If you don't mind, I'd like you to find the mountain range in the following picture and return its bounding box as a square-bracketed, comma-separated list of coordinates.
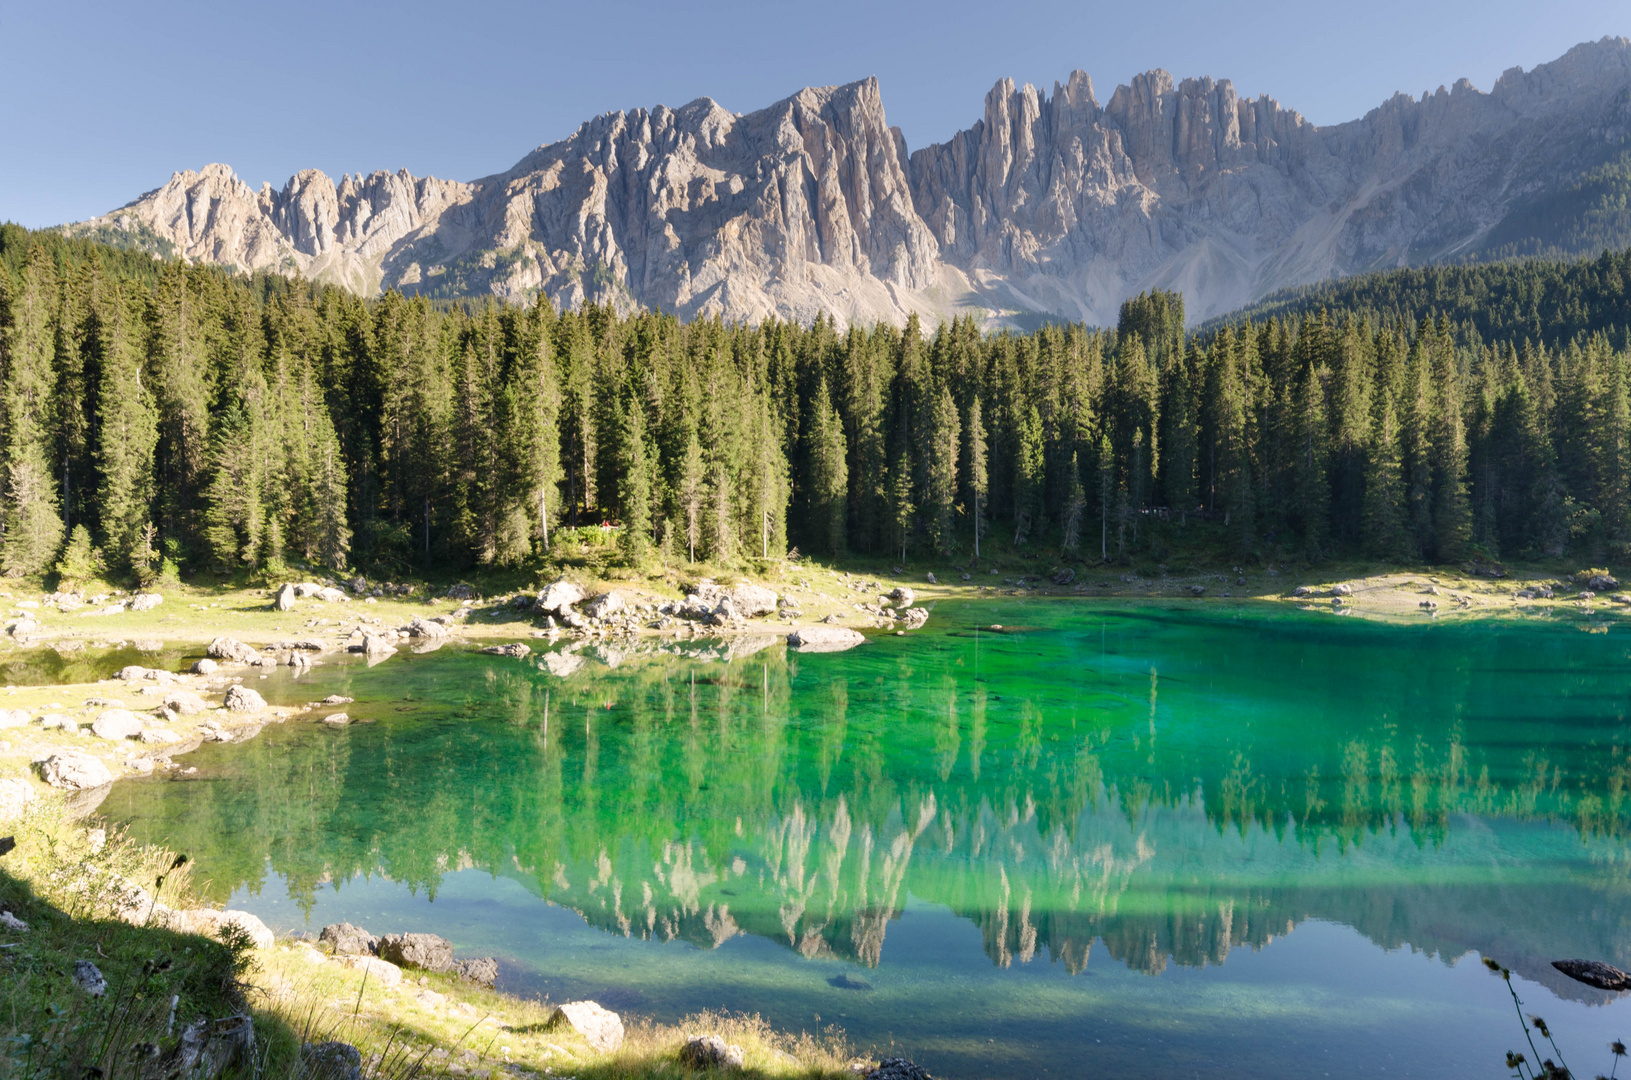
[68, 36, 1631, 327]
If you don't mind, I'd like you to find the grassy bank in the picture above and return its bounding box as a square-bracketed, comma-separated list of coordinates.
[0, 801, 859, 1079]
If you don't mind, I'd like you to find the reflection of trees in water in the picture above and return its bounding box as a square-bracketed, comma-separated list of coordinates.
[105, 640, 1631, 987]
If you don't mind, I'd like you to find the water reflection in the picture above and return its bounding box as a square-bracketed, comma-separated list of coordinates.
[106, 602, 1631, 1010]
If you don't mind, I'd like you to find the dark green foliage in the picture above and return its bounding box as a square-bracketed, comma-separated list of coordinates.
[4, 221, 1631, 579]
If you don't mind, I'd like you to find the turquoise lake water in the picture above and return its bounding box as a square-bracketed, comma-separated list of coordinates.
[102, 601, 1631, 1078]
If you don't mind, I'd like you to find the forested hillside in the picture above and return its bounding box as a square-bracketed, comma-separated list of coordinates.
[2, 224, 1630, 584]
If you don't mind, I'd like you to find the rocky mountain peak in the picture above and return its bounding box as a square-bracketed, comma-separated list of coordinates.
[70, 38, 1631, 328]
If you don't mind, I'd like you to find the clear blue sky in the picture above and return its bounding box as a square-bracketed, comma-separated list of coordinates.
[0, 0, 1624, 228]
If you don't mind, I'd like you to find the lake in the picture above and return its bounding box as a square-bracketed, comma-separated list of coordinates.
[103, 600, 1631, 1078]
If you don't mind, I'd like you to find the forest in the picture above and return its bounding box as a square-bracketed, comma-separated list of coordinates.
[3, 221, 1631, 583]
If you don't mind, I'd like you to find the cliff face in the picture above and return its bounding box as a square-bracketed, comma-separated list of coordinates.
[73, 37, 1631, 326]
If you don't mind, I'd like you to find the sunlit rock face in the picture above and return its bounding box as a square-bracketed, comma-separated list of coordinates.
[74, 37, 1631, 328]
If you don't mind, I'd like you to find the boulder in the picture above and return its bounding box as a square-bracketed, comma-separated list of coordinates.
[224, 686, 266, 712]
[129, 593, 163, 612]
[407, 616, 447, 639]
[866, 1059, 934, 1080]
[207, 637, 260, 664]
[444, 583, 479, 601]
[8, 617, 39, 637]
[39, 752, 114, 790]
[318, 922, 377, 956]
[708, 596, 742, 626]
[544, 1000, 625, 1052]
[320, 713, 349, 725]
[360, 632, 396, 658]
[0, 776, 37, 821]
[585, 591, 625, 619]
[164, 690, 208, 716]
[1331, 583, 1353, 597]
[140, 726, 183, 746]
[536, 580, 585, 615]
[300, 1041, 363, 1080]
[897, 607, 929, 630]
[885, 586, 916, 609]
[481, 643, 531, 658]
[192, 658, 219, 675]
[454, 957, 499, 986]
[91, 709, 145, 741]
[73, 960, 107, 996]
[727, 583, 778, 617]
[788, 626, 866, 653]
[0, 708, 29, 729]
[176, 908, 276, 950]
[680, 1035, 744, 1070]
[1552, 958, 1631, 991]
[273, 583, 297, 612]
[335, 954, 402, 986]
[376, 932, 455, 973]
[1051, 568, 1075, 586]
[314, 587, 347, 603]
[1292, 585, 1315, 597]
[1189, 585, 1206, 596]
[1, 910, 28, 931]
[117, 665, 150, 682]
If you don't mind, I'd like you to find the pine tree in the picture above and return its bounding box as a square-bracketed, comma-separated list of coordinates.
[968, 396, 989, 559]
[679, 430, 705, 563]
[619, 392, 653, 562]
[96, 285, 158, 571]
[1061, 452, 1086, 558]
[1012, 406, 1043, 546]
[924, 384, 960, 555]
[1362, 389, 1411, 560]
[806, 378, 848, 557]
[889, 452, 914, 563]
[0, 245, 65, 575]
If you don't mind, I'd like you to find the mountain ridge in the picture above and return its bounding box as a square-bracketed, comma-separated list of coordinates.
[68, 36, 1631, 327]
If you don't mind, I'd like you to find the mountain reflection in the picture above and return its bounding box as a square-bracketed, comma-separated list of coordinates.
[105, 607, 1631, 1001]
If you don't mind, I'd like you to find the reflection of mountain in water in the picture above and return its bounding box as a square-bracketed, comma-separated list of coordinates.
[105, 617, 1631, 1002]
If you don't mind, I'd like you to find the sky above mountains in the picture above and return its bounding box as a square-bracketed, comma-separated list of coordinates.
[0, 0, 1624, 229]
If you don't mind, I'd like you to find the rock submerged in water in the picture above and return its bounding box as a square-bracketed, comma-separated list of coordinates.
[376, 931, 455, 973]
[544, 1000, 624, 1052]
[680, 1034, 744, 1069]
[481, 642, 531, 658]
[866, 1058, 934, 1080]
[787, 626, 866, 653]
[1552, 958, 1631, 990]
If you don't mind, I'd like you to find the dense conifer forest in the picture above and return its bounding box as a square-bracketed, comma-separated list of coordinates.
[3, 222, 1631, 583]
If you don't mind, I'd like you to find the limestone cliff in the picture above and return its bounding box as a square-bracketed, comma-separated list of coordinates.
[71, 37, 1631, 327]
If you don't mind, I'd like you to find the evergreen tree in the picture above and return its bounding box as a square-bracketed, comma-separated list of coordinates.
[924, 384, 960, 555]
[96, 285, 158, 571]
[618, 392, 652, 562]
[968, 396, 989, 558]
[806, 378, 848, 557]
[0, 246, 65, 575]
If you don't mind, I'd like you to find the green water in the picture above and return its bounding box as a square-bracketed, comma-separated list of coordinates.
[104, 601, 1631, 1078]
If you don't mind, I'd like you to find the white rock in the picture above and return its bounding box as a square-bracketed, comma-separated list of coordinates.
[787, 626, 867, 653]
[224, 685, 266, 712]
[544, 1000, 625, 1052]
[335, 954, 403, 986]
[91, 709, 144, 740]
[39, 752, 115, 790]
[536, 580, 585, 615]
[0, 708, 30, 729]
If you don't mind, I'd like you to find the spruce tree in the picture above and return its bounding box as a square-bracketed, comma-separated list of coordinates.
[924, 384, 960, 555]
[96, 285, 158, 571]
[968, 396, 989, 558]
[619, 393, 653, 562]
[0, 246, 65, 575]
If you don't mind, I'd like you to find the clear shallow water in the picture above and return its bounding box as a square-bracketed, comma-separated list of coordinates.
[104, 601, 1631, 1078]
